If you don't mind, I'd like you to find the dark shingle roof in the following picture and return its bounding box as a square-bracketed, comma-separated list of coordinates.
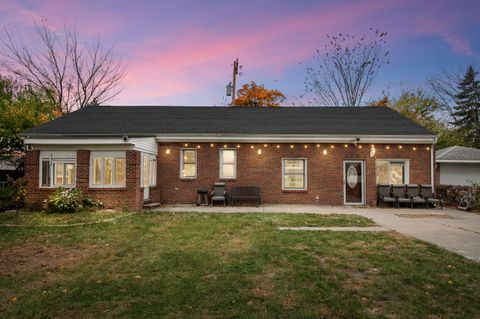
[22, 106, 434, 137]
[436, 146, 480, 162]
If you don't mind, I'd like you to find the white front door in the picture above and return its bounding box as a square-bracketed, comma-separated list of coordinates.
[142, 154, 157, 201]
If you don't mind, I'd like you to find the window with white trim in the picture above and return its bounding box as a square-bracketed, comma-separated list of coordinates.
[375, 160, 408, 184]
[40, 151, 76, 188]
[90, 152, 126, 187]
[180, 149, 197, 178]
[282, 159, 307, 190]
[220, 149, 236, 179]
[142, 154, 157, 187]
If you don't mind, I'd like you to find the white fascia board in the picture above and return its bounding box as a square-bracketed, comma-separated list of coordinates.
[25, 138, 131, 145]
[436, 160, 480, 163]
[155, 134, 437, 144]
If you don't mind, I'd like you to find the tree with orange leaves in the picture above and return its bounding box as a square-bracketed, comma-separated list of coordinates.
[233, 81, 286, 107]
[369, 96, 389, 107]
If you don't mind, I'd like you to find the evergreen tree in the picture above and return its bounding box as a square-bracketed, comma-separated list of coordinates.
[452, 65, 480, 147]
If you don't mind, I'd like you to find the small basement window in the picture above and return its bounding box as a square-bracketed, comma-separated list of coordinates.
[40, 151, 76, 188]
[375, 160, 408, 184]
[90, 152, 126, 187]
[282, 158, 307, 190]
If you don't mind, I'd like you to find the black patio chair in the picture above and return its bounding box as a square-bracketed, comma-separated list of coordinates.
[420, 185, 445, 210]
[211, 182, 227, 206]
[377, 184, 397, 208]
[392, 184, 410, 208]
[406, 184, 427, 208]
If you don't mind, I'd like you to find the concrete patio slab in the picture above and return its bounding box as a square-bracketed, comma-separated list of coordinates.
[152, 204, 480, 262]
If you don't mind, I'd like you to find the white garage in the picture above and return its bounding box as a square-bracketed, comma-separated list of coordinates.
[436, 146, 480, 186]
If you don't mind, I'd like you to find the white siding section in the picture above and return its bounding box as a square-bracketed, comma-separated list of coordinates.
[439, 163, 480, 186]
[131, 138, 157, 155]
[26, 137, 157, 155]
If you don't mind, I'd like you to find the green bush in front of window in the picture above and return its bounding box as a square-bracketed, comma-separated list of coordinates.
[44, 188, 103, 214]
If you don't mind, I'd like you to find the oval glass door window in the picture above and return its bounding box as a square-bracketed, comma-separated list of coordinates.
[346, 165, 358, 189]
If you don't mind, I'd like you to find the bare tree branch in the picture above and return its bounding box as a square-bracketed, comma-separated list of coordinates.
[426, 68, 468, 123]
[0, 20, 126, 114]
[304, 29, 390, 106]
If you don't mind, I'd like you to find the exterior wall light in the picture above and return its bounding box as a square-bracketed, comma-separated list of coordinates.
[427, 147, 430, 151]
[250, 145, 254, 149]
[257, 149, 262, 155]
[223, 144, 227, 148]
[369, 145, 376, 158]
[358, 145, 362, 149]
[330, 145, 334, 149]
[304, 145, 308, 149]
[399, 145, 403, 149]
[236, 144, 241, 148]
[276, 145, 280, 148]
[344, 144, 348, 148]
[210, 143, 214, 147]
[386, 146, 390, 150]
[323, 149, 328, 155]
[413, 147, 416, 151]
[290, 145, 294, 149]
[184, 143, 188, 147]
[197, 145, 201, 149]
[264, 144, 268, 147]
[316, 144, 320, 148]
[166, 149, 171, 154]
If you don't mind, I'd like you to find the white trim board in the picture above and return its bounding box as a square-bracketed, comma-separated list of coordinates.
[436, 160, 480, 163]
[155, 134, 436, 144]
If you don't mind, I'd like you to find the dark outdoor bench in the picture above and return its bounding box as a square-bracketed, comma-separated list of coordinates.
[230, 186, 261, 206]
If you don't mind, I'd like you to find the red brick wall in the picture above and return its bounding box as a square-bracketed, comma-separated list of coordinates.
[24, 143, 433, 209]
[156, 143, 433, 206]
[24, 149, 143, 211]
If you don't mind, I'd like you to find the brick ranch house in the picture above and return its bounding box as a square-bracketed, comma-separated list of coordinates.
[21, 106, 437, 211]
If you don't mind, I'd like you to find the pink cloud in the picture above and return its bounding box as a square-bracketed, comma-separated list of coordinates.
[118, 0, 401, 103]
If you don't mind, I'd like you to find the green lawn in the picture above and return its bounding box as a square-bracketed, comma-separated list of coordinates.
[0, 210, 130, 226]
[1, 212, 479, 318]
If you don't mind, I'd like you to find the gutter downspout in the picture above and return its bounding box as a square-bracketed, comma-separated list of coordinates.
[431, 143, 435, 192]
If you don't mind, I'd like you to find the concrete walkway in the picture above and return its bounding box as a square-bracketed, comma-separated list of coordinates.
[152, 204, 480, 262]
[278, 226, 388, 232]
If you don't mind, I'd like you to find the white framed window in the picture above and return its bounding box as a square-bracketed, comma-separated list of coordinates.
[142, 154, 157, 187]
[375, 160, 409, 184]
[180, 149, 197, 179]
[90, 152, 126, 188]
[282, 158, 307, 190]
[39, 151, 76, 188]
[219, 149, 236, 179]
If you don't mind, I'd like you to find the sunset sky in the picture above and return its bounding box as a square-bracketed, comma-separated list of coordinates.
[1, 0, 479, 106]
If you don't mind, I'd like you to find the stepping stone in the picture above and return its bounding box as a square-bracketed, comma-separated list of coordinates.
[143, 202, 160, 209]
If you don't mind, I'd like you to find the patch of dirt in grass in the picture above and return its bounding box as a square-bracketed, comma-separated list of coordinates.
[0, 241, 93, 276]
[342, 268, 379, 293]
[282, 290, 299, 309]
[395, 213, 456, 219]
[250, 272, 276, 299]
[217, 236, 251, 253]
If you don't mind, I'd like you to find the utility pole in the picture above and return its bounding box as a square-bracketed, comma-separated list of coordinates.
[231, 58, 239, 105]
